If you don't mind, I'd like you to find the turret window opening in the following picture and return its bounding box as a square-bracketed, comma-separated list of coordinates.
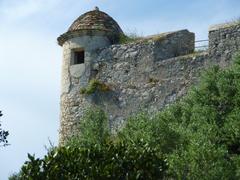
[72, 50, 84, 65]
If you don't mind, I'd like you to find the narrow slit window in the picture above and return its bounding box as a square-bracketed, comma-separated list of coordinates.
[73, 50, 84, 65]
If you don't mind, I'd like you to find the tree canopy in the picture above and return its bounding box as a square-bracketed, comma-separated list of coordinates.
[0, 111, 9, 147]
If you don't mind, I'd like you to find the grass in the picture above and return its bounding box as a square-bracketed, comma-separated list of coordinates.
[118, 32, 143, 44]
[118, 31, 178, 45]
[210, 17, 240, 31]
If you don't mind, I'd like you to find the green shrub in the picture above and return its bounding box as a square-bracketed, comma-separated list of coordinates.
[66, 108, 110, 148]
[80, 79, 111, 95]
[163, 54, 240, 179]
[117, 112, 183, 154]
[15, 141, 167, 180]
[119, 33, 142, 44]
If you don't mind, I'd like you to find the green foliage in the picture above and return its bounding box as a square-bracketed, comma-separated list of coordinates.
[162, 53, 240, 179]
[80, 79, 111, 95]
[15, 140, 167, 179]
[8, 173, 21, 180]
[117, 112, 183, 154]
[13, 53, 240, 179]
[0, 110, 9, 147]
[66, 108, 110, 148]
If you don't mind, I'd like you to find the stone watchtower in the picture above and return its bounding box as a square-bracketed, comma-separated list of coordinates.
[57, 7, 123, 144]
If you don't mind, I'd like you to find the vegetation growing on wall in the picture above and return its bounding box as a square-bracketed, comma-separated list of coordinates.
[10, 54, 240, 179]
[80, 79, 111, 95]
[119, 32, 142, 44]
[118, 32, 167, 44]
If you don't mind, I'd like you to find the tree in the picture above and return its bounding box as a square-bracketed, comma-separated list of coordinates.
[0, 111, 9, 146]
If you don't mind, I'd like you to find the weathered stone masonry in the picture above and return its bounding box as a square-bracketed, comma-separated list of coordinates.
[57, 8, 240, 144]
[209, 23, 240, 67]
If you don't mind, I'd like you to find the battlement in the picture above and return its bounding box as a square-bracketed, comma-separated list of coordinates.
[119, 29, 195, 60]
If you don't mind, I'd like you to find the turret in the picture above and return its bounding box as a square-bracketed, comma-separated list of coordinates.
[57, 7, 123, 144]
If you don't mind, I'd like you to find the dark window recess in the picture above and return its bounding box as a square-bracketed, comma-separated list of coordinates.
[73, 51, 84, 64]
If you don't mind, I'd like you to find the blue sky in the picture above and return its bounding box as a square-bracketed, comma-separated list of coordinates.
[0, 0, 239, 179]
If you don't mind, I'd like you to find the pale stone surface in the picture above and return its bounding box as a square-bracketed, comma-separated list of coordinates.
[70, 64, 85, 78]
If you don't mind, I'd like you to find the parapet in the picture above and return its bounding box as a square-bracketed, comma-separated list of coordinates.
[148, 29, 195, 60]
[116, 29, 195, 61]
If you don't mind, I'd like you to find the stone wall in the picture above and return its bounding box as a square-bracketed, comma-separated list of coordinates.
[59, 22, 240, 144]
[93, 46, 207, 132]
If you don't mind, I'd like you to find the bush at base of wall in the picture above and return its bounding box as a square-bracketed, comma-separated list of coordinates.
[12, 142, 166, 180]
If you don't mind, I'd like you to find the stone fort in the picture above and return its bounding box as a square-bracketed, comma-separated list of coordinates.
[57, 7, 240, 144]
